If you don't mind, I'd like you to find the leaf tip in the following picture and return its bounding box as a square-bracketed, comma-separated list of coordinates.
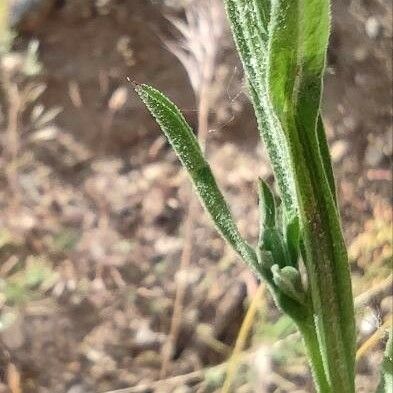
[126, 76, 140, 90]
[258, 178, 276, 229]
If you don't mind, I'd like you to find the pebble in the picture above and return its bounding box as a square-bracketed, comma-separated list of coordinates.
[253, 346, 273, 389]
[359, 309, 379, 335]
[67, 385, 92, 393]
[134, 322, 165, 348]
[343, 116, 358, 132]
[331, 140, 349, 163]
[353, 46, 368, 62]
[365, 144, 384, 167]
[365, 17, 382, 39]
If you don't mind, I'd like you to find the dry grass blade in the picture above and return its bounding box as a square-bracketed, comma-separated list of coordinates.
[356, 315, 393, 361]
[6, 363, 22, 393]
[221, 283, 265, 393]
[355, 274, 393, 308]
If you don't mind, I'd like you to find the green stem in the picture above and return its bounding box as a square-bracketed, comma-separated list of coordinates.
[288, 120, 355, 392]
[297, 317, 331, 393]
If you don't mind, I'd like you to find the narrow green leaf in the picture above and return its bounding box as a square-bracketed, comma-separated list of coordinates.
[284, 215, 300, 267]
[258, 178, 276, 233]
[135, 83, 259, 272]
[262, 228, 288, 269]
[223, 0, 298, 219]
[316, 116, 337, 206]
[295, 0, 331, 137]
[267, 0, 299, 126]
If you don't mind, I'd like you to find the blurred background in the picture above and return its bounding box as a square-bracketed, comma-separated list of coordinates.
[0, 0, 391, 392]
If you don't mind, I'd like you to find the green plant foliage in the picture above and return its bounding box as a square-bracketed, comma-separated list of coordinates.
[136, 84, 259, 274]
[0, 231, 56, 317]
[0, 257, 56, 306]
[136, 1, 357, 392]
[222, 1, 355, 391]
[377, 330, 393, 393]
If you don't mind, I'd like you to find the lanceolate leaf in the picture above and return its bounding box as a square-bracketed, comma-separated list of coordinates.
[316, 116, 337, 205]
[267, 0, 299, 124]
[258, 178, 276, 232]
[284, 215, 299, 267]
[262, 228, 288, 268]
[295, 0, 331, 135]
[135, 83, 259, 272]
[224, 0, 298, 220]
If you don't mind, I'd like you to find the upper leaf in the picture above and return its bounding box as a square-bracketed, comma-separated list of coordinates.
[136, 83, 259, 272]
[223, 0, 298, 220]
[258, 178, 276, 233]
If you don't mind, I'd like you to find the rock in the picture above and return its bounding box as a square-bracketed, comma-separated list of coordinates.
[253, 346, 273, 391]
[343, 116, 358, 132]
[365, 144, 383, 167]
[365, 17, 381, 39]
[331, 140, 349, 163]
[154, 236, 182, 255]
[67, 385, 93, 393]
[134, 321, 166, 349]
[359, 309, 379, 335]
[353, 46, 368, 62]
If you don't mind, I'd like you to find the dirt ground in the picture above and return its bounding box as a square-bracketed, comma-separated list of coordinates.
[0, 0, 391, 392]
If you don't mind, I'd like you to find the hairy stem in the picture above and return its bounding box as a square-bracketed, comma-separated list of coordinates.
[297, 315, 330, 393]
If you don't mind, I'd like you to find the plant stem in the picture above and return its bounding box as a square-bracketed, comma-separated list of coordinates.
[297, 316, 330, 393]
[288, 122, 356, 391]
